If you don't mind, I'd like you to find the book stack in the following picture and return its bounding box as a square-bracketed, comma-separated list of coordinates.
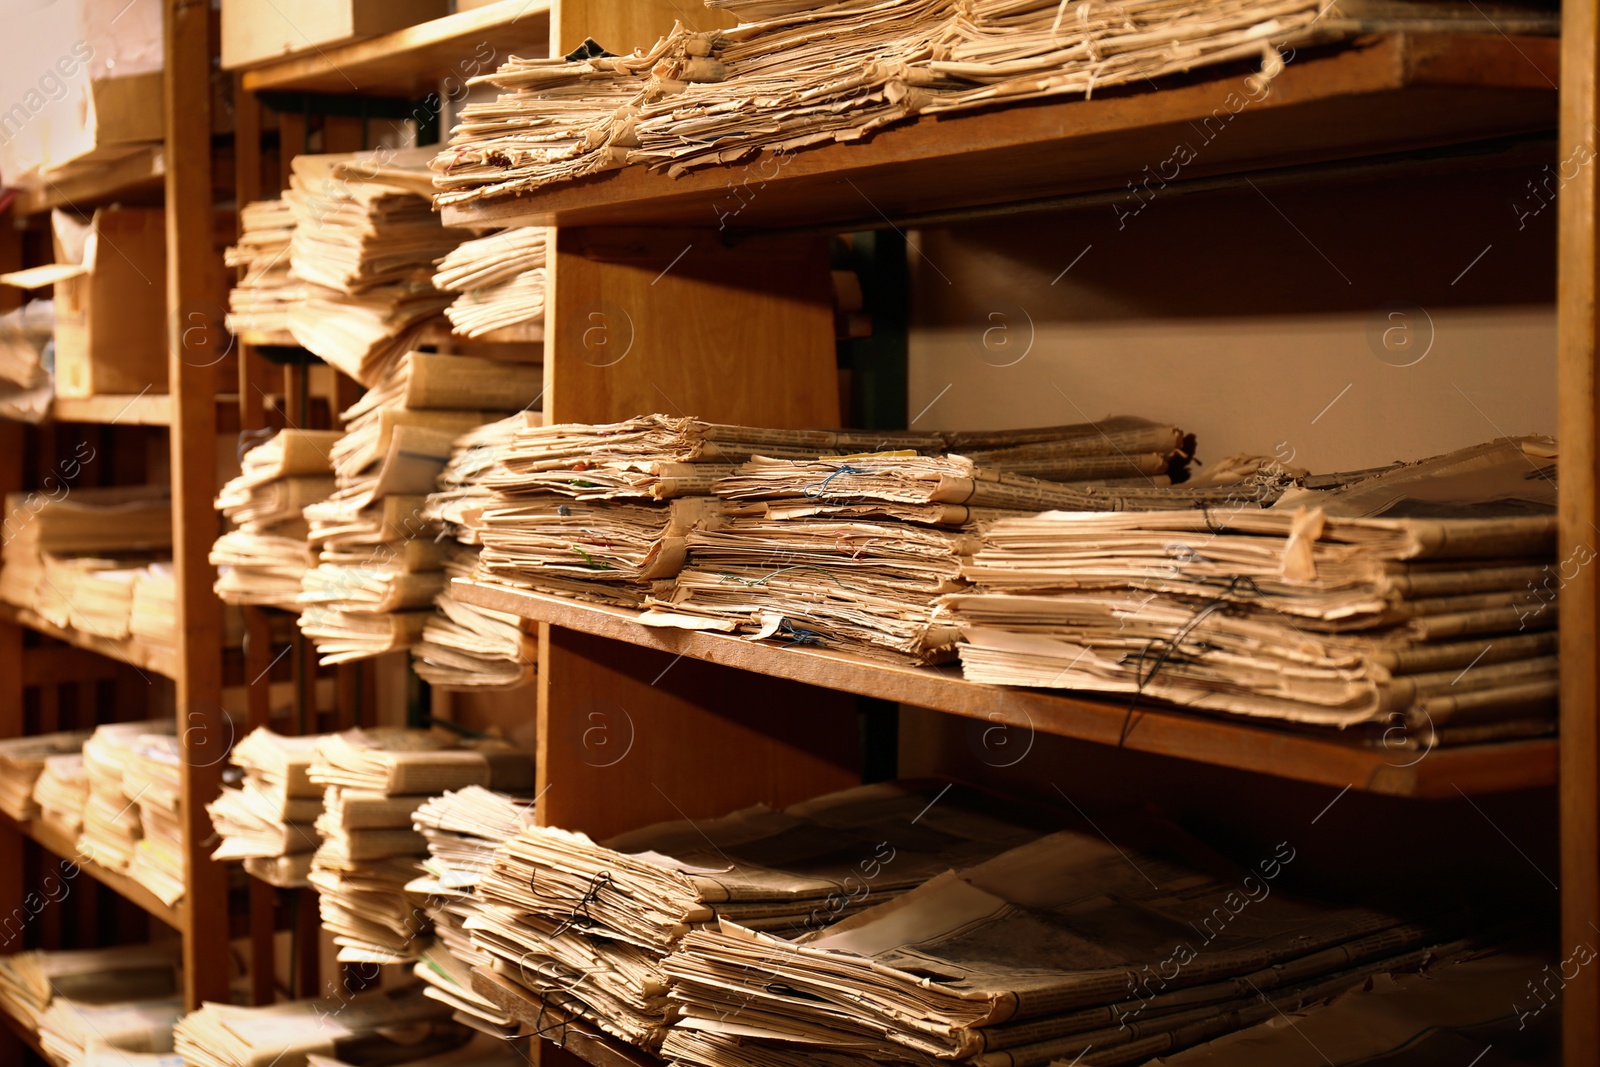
[225, 198, 302, 344]
[38, 995, 185, 1066]
[33, 752, 89, 837]
[467, 782, 1049, 1050]
[433, 2, 1328, 205]
[432, 227, 548, 339]
[0, 729, 90, 821]
[285, 150, 469, 386]
[208, 728, 324, 888]
[307, 729, 535, 964]
[663, 819, 1468, 1067]
[407, 787, 537, 1032]
[298, 352, 540, 665]
[79, 720, 175, 877]
[942, 437, 1561, 745]
[213, 429, 342, 610]
[0, 943, 181, 1033]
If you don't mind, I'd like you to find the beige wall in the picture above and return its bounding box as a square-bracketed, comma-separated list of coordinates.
[907, 167, 1557, 475]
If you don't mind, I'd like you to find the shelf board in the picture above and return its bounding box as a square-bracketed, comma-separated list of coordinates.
[49, 392, 172, 426]
[0, 603, 177, 680]
[9, 813, 185, 933]
[12, 145, 166, 218]
[454, 580, 1557, 798]
[239, 0, 552, 96]
[440, 32, 1558, 232]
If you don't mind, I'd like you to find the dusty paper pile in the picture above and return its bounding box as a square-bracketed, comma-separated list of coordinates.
[173, 984, 468, 1067]
[468, 781, 1051, 1049]
[0, 729, 91, 821]
[298, 350, 541, 665]
[406, 787, 538, 1034]
[0, 943, 180, 1032]
[943, 437, 1561, 744]
[38, 994, 185, 1067]
[213, 429, 341, 610]
[208, 728, 325, 888]
[225, 198, 303, 344]
[286, 150, 467, 385]
[78, 719, 176, 883]
[433, 1, 1328, 205]
[433, 227, 548, 339]
[308, 729, 535, 964]
[33, 752, 89, 837]
[663, 818, 1470, 1067]
[124, 731, 187, 906]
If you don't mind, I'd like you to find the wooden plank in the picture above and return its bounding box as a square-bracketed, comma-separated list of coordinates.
[49, 393, 173, 426]
[240, 0, 551, 96]
[10, 814, 186, 933]
[0, 603, 179, 680]
[550, 0, 732, 57]
[458, 582, 1558, 800]
[1558, 0, 1600, 1063]
[166, 0, 231, 1011]
[13, 145, 165, 217]
[442, 34, 1558, 233]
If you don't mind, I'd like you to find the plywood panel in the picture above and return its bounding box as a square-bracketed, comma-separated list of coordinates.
[550, 0, 732, 58]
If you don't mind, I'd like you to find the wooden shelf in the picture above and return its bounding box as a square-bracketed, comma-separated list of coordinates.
[12, 146, 166, 218]
[454, 580, 1557, 799]
[239, 0, 552, 96]
[440, 32, 1558, 232]
[9, 813, 185, 933]
[0, 603, 177, 681]
[0, 1007, 46, 1062]
[49, 393, 172, 426]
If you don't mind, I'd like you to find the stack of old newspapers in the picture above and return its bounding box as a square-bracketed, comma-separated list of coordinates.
[942, 436, 1561, 746]
[208, 727, 325, 887]
[224, 198, 301, 344]
[213, 429, 341, 610]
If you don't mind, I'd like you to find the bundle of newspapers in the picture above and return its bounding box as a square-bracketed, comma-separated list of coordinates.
[77, 720, 179, 902]
[298, 351, 541, 665]
[662, 817, 1474, 1067]
[39, 993, 186, 1066]
[416, 417, 540, 690]
[225, 197, 302, 344]
[213, 429, 342, 610]
[285, 149, 467, 385]
[407, 786, 538, 1032]
[433, 0, 1333, 205]
[308, 729, 536, 964]
[173, 984, 473, 1067]
[0, 729, 90, 821]
[465, 781, 1052, 1049]
[33, 751, 89, 837]
[942, 437, 1561, 745]
[0, 943, 180, 1032]
[208, 728, 325, 888]
[432, 226, 548, 339]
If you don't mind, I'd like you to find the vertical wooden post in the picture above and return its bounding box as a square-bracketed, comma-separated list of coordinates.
[166, 0, 230, 1009]
[1560, 2, 1600, 1064]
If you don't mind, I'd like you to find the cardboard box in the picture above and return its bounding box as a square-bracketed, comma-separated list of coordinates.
[222, 0, 451, 70]
[0, 208, 168, 399]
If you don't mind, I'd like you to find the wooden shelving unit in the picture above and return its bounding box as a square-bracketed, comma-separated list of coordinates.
[47, 393, 174, 427]
[0, 604, 178, 681]
[11, 145, 166, 218]
[5, 814, 185, 933]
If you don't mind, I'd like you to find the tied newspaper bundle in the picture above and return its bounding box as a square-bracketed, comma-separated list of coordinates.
[406, 787, 538, 1031]
[432, 1, 1330, 205]
[462, 782, 1051, 1050]
[0, 943, 180, 1033]
[174, 984, 475, 1067]
[285, 149, 468, 386]
[207, 728, 325, 888]
[212, 429, 342, 610]
[942, 437, 1561, 746]
[224, 198, 302, 344]
[416, 416, 541, 690]
[641, 419, 1232, 664]
[307, 729, 535, 965]
[663, 819, 1476, 1067]
[298, 351, 541, 665]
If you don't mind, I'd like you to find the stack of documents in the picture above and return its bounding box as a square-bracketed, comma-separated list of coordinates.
[469, 781, 1048, 1049]
[79, 720, 174, 874]
[33, 752, 89, 837]
[38, 995, 185, 1066]
[434, 2, 1327, 204]
[432, 227, 548, 339]
[0, 729, 90, 821]
[407, 787, 537, 1032]
[943, 437, 1560, 743]
[124, 732, 186, 906]
[213, 429, 341, 610]
[308, 729, 535, 964]
[173, 985, 465, 1067]
[225, 198, 302, 344]
[0, 298, 53, 421]
[0, 943, 181, 1032]
[663, 818, 1467, 1067]
[298, 352, 540, 665]
[209, 728, 324, 888]
[129, 565, 180, 654]
[286, 150, 468, 385]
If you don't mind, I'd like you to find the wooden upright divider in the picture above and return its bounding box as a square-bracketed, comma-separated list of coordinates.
[166, 0, 231, 1007]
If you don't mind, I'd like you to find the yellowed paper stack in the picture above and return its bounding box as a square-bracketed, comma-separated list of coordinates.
[0, 943, 181, 1033]
[79, 719, 176, 878]
[32, 752, 89, 837]
[225, 198, 302, 344]
[38, 995, 184, 1066]
[208, 728, 325, 888]
[212, 429, 342, 610]
[0, 729, 91, 821]
[433, 227, 548, 339]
